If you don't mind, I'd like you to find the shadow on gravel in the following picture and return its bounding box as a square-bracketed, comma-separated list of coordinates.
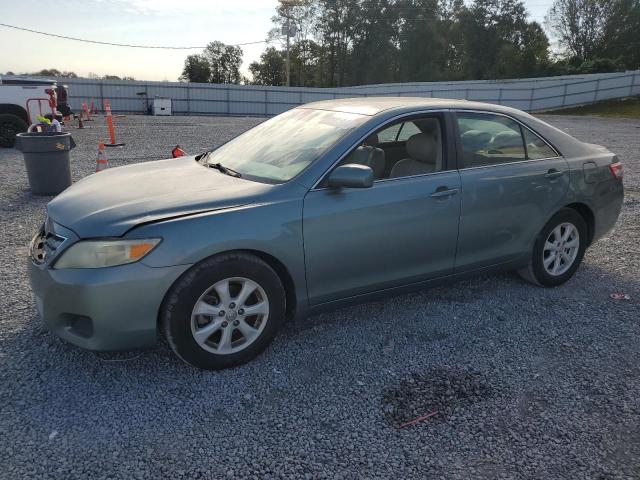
[381, 365, 493, 428]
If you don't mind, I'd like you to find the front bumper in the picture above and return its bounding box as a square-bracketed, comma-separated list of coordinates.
[29, 258, 191, 351]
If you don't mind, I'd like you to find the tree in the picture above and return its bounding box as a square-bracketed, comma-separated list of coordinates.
[249, 47, 286, 85]
[350, 0, 401, 84]
[453, 0, 551, 79]
[290, 40, 324, 86]
[179, 42, 244, 84]
[269, 0, 321, 86]
[521, 22, 551, 76]
[180, 54, 212, 83]
[247, 0, 639, 85]
[28, 69, 78, 78]
[202, 41, 243, 84]
[34, 68, 62, 77]
[394, 0, 456, 83]
[545, 0, 614, 60]
[598, 0, 640, 68]
[316, 0, 359, 86]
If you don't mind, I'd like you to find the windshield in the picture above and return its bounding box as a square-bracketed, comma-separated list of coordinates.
[205, 108, 368, 183]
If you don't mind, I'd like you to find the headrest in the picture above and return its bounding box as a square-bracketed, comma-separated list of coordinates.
[363, 133, 379, 146]
[406, 133, 437, 164]
[350, 146, 373, 165]
[461, 130, 492, 150]
[492, 130, 522, 149]
[349, 145, 385, 177]
[420, 118, 440, 135]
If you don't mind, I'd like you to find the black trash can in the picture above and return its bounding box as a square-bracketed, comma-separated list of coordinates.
[15, 132, 75, 196]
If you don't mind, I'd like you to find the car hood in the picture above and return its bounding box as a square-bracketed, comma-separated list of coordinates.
[48, 157, 271, 238]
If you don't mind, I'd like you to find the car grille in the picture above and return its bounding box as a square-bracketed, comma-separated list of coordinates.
[30, 225, 66, 265]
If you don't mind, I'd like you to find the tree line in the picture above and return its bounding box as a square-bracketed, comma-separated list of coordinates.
[2, 69, 136, 81]
[181, 0, 640, 87]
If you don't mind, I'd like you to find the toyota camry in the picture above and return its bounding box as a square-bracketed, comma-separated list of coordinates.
[29, 98, 624, 369]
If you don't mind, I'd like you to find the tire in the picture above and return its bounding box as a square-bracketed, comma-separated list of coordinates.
[161, 253, 286, 370]
[518, 208, 587, 287]
[0, 114, 28, 148]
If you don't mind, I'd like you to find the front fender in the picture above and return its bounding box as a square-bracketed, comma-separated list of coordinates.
[133, 195, 308, 312]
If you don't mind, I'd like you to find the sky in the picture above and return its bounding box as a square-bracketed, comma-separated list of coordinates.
[0, 0, 553, 82]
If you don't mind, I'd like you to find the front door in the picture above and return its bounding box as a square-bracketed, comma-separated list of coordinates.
[303, 112, 461, 305]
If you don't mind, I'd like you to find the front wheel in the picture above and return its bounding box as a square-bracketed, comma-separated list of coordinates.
[518, 208, 587, 287]
[161, 253, 286, 369]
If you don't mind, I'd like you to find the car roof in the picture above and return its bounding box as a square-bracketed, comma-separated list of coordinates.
[299, 95, 595, 160]
[300, 96, 520, 117]
[0, 75, 57, 86]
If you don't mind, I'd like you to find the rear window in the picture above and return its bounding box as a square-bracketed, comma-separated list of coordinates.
[523, 128, 557, 159]
[457, 113, 526, 168]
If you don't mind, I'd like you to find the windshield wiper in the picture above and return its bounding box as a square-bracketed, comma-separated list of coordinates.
[206, 161, 242, 178]
[199, 151, 212, 164]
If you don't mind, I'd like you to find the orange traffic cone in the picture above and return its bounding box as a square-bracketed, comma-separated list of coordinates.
[104, 100, 125, 147]
[95, 141, 109, 172]
[82, 102, 93, 121]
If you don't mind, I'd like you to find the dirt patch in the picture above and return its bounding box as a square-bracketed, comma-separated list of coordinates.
[382, 366, 493, 427]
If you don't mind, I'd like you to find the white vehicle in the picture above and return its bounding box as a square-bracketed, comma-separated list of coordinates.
[0, 76, 71, 147]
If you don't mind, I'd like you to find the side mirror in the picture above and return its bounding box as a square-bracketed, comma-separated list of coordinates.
[327, 164, 374, 189]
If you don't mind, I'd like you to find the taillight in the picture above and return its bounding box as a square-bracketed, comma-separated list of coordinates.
[609, 161, 623, 180]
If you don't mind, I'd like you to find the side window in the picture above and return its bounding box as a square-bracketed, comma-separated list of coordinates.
[377, 123, 401, 143]
[376, 121, 422, 144]
[336, 115, 446, 182]
[396, 121, 421, 142]
[457, 113, 525, 168]
[523, 128, 557, 159]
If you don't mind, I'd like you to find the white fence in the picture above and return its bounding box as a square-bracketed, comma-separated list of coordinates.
[50, 70, 640, 116]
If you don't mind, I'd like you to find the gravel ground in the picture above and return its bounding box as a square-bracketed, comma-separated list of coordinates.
[0, 113, 639, 479]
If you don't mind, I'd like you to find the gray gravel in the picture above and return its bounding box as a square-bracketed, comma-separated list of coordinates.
[1, 113, 639, 479]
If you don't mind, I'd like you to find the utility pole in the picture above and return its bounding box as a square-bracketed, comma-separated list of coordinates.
[286, 13, 291, 87]
[279, 0, 298, 87]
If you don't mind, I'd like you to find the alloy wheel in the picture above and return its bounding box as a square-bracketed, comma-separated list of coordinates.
[542, 222, 580, 276]
[190, 277, 269, 355]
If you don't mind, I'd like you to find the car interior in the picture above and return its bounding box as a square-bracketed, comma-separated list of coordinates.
[331, 112, 559, 184]
[339, 115, 445, 181]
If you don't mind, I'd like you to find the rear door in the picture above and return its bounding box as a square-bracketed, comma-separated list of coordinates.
[453, 111, 570, 271]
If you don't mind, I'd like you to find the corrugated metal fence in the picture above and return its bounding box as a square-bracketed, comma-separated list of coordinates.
[55, 70, 640, 116]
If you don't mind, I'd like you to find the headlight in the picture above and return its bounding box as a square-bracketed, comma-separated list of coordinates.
[54, 239, 161, 269]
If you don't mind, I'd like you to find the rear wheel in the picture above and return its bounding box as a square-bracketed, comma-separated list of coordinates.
[518, 208, 587, 287]
[161, 253, 286, 369]
[0, 114, 28, 148]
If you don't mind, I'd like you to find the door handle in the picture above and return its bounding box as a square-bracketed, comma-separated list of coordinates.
[544, 169, 564, 179]
[430, 187, 459, 199]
